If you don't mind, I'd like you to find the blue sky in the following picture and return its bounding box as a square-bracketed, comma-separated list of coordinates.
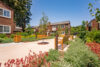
[30, 0, 99, 26]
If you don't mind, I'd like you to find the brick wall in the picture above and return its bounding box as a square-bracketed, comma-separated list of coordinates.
[91, 20, 98, 30]
[0, 1, 15, 34]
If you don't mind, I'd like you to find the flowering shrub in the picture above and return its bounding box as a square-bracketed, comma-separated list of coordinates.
[64, 38, 100, 67]
[1, 50, 50, 67]
[86, 42, 100, 57]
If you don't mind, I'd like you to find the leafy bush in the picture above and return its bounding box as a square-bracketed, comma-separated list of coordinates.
[50, 33, 56, 36]
[0, 38, 13, 43]
[0, 34, 6, 38]
[2, 38, 13, 43]
[10, 34, 15, 38]
[51, 58, 71, 67]
[45, 49, 60, 61]
[16, 32, 29, 36]
[21, 36, 36, 42]
[0, 38, 3, 43]
[85, 30, 100, 43]
[94, 31, 100, 43]
[64, 38, 100, 67]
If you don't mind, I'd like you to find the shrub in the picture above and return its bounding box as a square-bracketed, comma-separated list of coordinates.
[85, 30, 100, 43]
[50, 33, 56, 36]
[45, 49, 60, 61]
[10, 34, 15, 38]
[64, 38, 100, 67]
[1, 38, 13, 43]
[0, 34, 6, 38]
[51, 58, 71, 67]
[16, 32, 29, 36]
[94, 31, 100, 43]
[21, 36, 36, 42]
[0, 38, 13, 43]
[3, 51, 50, 67]
[0, 38, 3, 43]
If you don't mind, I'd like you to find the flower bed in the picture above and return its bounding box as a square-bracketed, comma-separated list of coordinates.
[0, 50, 50, 67]
[86, 42, 100, 57]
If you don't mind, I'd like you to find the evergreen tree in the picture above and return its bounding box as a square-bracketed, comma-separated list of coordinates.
[1, 0, 32, 32]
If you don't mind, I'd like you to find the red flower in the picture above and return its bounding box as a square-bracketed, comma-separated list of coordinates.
[48, 62, 50, 67]
[10, 59, 15, 63]
[45, 52, 48, 56]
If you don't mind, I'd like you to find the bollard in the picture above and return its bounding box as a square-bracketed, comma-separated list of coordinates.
[55, 35, 58, 50]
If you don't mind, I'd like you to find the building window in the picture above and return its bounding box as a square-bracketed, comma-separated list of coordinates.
[0, 8, 3, 16]
[4, 10, 10, 18]
[0, 25, 11, 33]
[0, 26, 3, 32]
[61, 25, 64, 28]
[62, 31, 65, 34]
[0, 8, 11, 18]
[89, 23, 92, 27]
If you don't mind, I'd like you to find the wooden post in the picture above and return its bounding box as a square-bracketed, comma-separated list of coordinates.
[61, 39, 63, 50]
[55, 35, 58, 50]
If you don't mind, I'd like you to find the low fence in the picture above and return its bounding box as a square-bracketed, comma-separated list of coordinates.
[37, 35, 48, 39]
[13, 35, 21, 42]
[55, 35, 76, 50]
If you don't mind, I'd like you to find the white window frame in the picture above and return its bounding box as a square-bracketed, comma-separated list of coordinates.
[61, 25, 64, 28]
[0, 7, 11, 18]
[0, 25, 11, 33]
[0, 8, 3, 16]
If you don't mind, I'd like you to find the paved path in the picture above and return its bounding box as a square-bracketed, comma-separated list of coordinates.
[0, 39, 55, 67]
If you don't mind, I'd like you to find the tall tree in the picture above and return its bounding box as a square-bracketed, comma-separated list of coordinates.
[80, 21, 87, 40]
[39, 12, 48, 35]
[88, 0, 100, 22]
[1, 0, 32, 32]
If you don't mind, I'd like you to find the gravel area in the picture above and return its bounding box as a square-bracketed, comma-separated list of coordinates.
[0, 39, 55, 67]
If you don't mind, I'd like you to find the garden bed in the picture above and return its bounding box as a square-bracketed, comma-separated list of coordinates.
[64, 38, 100, 67]
[86, 42, 100, 58]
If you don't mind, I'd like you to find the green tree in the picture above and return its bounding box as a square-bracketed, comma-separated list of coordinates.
[71, 26, 81, 35]
[25, 24, 34, 35]
[88, 0, 100, 22]
[1, 0, 32, 32]
[79, 21, 87, 40]
[39, 12, 48, 35]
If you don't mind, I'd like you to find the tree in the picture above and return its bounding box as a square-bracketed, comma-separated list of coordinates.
[88, 0, 100, 22]
[79, 21, 87, 40]
[1, 0, 32, 32]
[39, 12, 48, 35]
[25, 24, 34, 35]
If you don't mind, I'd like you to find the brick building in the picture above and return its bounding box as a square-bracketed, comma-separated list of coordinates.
[86, 19, 100, 31]
[0, 1, 22, 34]
[47, 21, 71, 35]
[33, 21, 71, 35]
